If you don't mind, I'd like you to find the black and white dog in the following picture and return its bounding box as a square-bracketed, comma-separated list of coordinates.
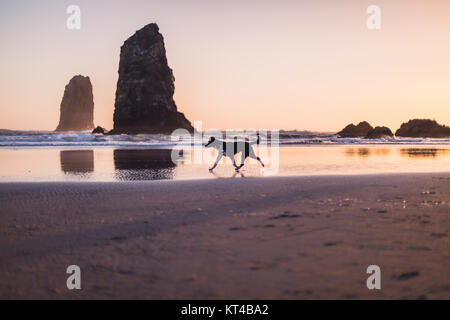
[204, 134, 265, 171]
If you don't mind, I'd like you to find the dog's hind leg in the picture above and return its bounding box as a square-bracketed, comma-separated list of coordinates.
[209, 153, 223, 171]
[249, 149, 265, 167]
[256, 156, 265, 167]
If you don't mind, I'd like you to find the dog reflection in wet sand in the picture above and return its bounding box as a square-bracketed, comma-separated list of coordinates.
[204, 134, 265, 171]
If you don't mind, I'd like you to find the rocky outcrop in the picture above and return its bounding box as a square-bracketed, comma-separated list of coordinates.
[365, 126, 394, 139]
[55, 75, 94, 131]
[92, 126, 107, 134]
[337, 121, 373, 138]
[111, 23, 193, 134]
[338, 122, 394, 139]
[395, 119, 450, 138]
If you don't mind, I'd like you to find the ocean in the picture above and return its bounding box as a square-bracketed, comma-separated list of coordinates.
[1, 130, 450, 147]
[1, 130, 450, 182]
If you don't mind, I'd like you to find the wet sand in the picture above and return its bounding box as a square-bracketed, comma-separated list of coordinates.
[2, 145, 450, 182]
[0, 173, 449, 299]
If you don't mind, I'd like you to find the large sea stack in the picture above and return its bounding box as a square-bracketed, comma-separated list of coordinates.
[55, 75, 94, 132]
[111, 23, 193, 134]
[395, 119, 450, 138]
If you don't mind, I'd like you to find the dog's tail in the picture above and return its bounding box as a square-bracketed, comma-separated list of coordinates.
[249, 133, 261, 145]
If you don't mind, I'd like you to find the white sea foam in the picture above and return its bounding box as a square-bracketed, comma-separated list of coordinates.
[0, 130, 450, 147]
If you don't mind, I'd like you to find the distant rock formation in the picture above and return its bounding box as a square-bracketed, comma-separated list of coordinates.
[395, 119, 450, 138]
[365, 126, 393, 139]
[55, 75, 94, 132]
[111, 23, 193, 134]
[337, 121, 373, 138]
[92, 126, 107, 134]
[0, 129, 13, 135]
[338, 122, 394, 139]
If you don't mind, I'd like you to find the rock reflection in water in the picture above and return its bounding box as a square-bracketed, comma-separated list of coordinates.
[60, 150, 94, 174]
[344, 148, 391, 158]
[399, 148, 450, 158]
[344, 148, 370, 157]
[113, 149, 181, 180]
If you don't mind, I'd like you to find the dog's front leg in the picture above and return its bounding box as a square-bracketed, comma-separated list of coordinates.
[237, 152, 246, 170]
[232, 156, 239, 169]
[209, 153, 223, 171]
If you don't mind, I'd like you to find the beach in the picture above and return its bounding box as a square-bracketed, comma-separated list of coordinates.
[1, 173, 449, 299]
[3, 0, 450, 304]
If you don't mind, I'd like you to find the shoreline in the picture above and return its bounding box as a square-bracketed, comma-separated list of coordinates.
[2, 145, 450, 182]
[1, 173, 449, 299]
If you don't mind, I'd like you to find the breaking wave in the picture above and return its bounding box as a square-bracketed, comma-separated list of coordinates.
[0, 130, 450, 147]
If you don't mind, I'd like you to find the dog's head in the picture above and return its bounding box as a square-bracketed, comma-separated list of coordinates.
[204, 137, 216, 147]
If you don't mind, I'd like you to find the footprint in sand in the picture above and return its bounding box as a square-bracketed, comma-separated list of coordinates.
[229, 227, 245, 231]
[323, 241, 341, 247]
[431, 232, 447, 239]
[111, 235, 127, 242]
[393, 271, 420, 281]
[269, 211, 301, 220]
[249, 262, 277, 271]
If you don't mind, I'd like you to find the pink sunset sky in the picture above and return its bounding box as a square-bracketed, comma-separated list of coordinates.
[1, 0, 450, 132]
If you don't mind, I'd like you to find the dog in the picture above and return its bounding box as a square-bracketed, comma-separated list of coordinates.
[204, 134, 265, 171]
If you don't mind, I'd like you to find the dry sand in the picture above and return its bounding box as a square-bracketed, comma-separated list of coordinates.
[0, 173, 449, 299]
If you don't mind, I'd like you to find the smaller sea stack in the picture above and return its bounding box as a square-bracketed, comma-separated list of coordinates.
[55, 75, 94, 132]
